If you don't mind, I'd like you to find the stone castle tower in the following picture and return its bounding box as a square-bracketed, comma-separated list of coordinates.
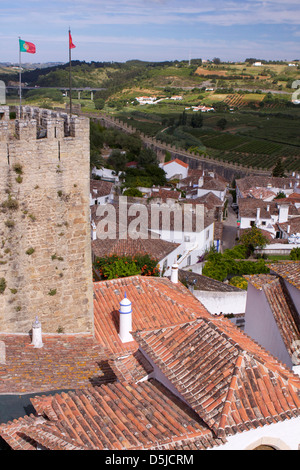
[0, 106, 94, 335]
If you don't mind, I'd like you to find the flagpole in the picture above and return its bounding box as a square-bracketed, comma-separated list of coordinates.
[69, 28, 72, 117]
[18, 37, 22, 114]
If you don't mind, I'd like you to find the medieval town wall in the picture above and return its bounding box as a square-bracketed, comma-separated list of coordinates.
[0, 106, 94, 335]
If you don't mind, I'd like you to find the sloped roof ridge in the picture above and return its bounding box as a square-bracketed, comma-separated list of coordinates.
[208, 315, 300, 386]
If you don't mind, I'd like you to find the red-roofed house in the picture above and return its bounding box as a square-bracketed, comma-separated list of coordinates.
[1, 275, 300, 450]
[159, 158, 189, 180]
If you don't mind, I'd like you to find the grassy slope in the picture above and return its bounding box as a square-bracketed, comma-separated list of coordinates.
[3, 60, 300, 172]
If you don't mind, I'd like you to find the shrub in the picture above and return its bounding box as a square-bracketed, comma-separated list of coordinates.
[15, 175, 23, 184]
[5, 219, 15, 229]
[290, 247, 300, 260]
[1, 196, 19, 211]
[13, 163, 23, 175]
[94, 254, 159, 280]
[26, 247, 35, 255]
[0, 278, 7, 294]
[229, 276, 248, 290]
[202, 245, 269, 281]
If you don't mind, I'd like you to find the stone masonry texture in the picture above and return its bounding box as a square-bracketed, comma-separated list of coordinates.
[0, 106, 94, 334]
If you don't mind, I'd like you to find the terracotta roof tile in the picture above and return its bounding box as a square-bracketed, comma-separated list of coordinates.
[93, 276, 211, 356]
[0, 380, 222, 450]
[0, 335, 115, 395]
[268, 261, 300, 289]
[133, 317, 300, 438]
[246, 272, 300, 360]
[92, 237, 179, 260]
[163, 158, 189, 169]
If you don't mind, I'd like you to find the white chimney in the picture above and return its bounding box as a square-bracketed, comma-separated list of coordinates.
[119, 293, 133, 343]
[31, 316, 43, 348]
[287, 225, 291, 234]
[278, 204, 289, 223]
[256, 207, 260, 221]
[91, 220, 97, 240]
[171, 263, 179, 283]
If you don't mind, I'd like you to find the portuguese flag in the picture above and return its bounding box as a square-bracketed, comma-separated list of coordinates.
[19, 39, 36, 54]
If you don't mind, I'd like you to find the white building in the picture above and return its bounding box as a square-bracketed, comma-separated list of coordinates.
[90, 179, 115, 206]
[244, 262, 300, 374]
[159, 158, 189, 181]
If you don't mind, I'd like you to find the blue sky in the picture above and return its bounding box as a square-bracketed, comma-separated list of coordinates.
[1, 0, 300, 64]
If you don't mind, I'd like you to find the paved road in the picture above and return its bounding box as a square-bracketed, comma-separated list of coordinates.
[221, 196, 238, 251]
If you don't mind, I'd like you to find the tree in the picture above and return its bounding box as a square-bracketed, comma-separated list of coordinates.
[123, 188, 143, 197]
[178, 110, 187, 126]
[290, 247, 300, 260]
[137, 147, 158, 167]
[238, 225, 269, 257]
[217, 118, 227, 130]
[107, 149, 127, 174]
[272, 158, 285, 178]
[191, 113, 203, 128]
[94, 98, 105, 110]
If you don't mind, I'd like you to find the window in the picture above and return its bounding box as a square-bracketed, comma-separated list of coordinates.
[206, 230, 210, 240]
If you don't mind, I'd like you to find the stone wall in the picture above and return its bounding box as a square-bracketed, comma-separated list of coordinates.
[90, 113, 271, 181]
[0, 106, 94, 335]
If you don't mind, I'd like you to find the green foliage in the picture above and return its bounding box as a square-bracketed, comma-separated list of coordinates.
[1, 196, 19, 211]
[274, 191, 286, 199]
[107, 149, 127, 174]
[0, 278, 6, 294]
[272, 158, 285, 177]
[229, 276, 248, 290]
[25, 247, 35, 255]
[123, 188, 143, 197]
[123, 165, 167, 188]
[26, 88, 64, 103]
[94, 254, 159, 280]
[217, 118, 227, 130]
[202, 244, 269, 281]
[238, 225, 269, 255]
[13, 163, 23, 175]
[289, 247, 300, 260]
[94, 98, 105, 110]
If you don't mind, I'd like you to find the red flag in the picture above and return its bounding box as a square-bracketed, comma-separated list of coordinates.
[69, 31, 76, 49]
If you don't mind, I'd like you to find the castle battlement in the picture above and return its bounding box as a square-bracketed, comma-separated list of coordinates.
[0, 105, 88, 142]
[0, 105, 93, 336]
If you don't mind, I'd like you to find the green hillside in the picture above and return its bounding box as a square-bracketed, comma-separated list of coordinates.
[2, 58, 300, 173]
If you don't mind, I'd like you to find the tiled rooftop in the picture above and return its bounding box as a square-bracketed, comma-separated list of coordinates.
[91, 237, 179, 261]
[133, 317, 300, 438]
[0, 379, 226, 450]
[236, 176, 299, 196]
[0, 334, 115, 395]
[93, 275, 211, 355]
[268, 261, 300, 290]
[246, 274, 300, 359]
[0, 273, 300, 450]
[90, 179, 114, 198]
[180, 269, 241, 292]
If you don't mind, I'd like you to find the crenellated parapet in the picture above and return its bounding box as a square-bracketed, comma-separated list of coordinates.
[0, 105, 93, 336]
[0, 105, 88, 142]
